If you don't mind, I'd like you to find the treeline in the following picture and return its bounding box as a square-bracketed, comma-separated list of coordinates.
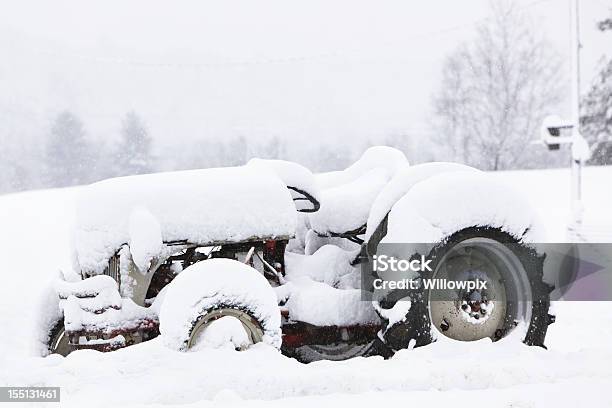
[0, 110, 381, 194]
[1, 111, 156, 193]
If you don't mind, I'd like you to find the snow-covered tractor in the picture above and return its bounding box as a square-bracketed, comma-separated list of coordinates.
[41, 147, 555, 362]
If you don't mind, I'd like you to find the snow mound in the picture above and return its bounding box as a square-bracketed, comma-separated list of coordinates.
[303, 229, 361, 255]
[309, 168, 391, 234]
[281, 244, 372, 326]
[315, 146, 409, 189]
[309, 146, 409, 234]
[190, 316, 250, 351]
[373, 297, 412, 327]
[5, 332, 612, 405]
[33, 279, 64, 357]
[285, 244, 359, 289]
[55, 275, 157, 334]
[247, 159, 319, 212]
[365, 162, 479, 240]
[278, 278, 379, 327]
[62, 297, 156, 335]
[74, 166, 297, 275]
[381, 171, 545, 245]
[128, 206, 163, 274]
[54, 274, 118, 300]
[159, 259, 281, 350]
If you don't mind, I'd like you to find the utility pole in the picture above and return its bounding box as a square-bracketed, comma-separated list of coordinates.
[539, 0, 591, 234]
[570, 0, 584, 225]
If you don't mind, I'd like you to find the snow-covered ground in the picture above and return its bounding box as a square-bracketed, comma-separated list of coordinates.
[0, 166, 611, 407]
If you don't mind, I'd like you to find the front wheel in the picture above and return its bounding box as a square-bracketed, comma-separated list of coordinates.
[159, 259, 281, 351]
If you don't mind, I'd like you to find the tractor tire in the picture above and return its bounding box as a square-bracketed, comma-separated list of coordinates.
[376, 227, 555, 352]
[159, 258, 281, 351]
[47, 319, 71, 357]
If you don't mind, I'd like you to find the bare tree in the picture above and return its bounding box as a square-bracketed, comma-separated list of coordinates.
[581, 12, 612, 165]
[432, 2, 564, 170]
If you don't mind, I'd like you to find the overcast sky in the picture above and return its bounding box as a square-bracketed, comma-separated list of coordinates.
[0, 0, 610, 151]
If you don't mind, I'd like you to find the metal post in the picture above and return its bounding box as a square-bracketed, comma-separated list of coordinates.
[570, 0, 583, 225]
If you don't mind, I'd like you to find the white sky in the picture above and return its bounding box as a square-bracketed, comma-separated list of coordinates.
[0, 0, 610, 150]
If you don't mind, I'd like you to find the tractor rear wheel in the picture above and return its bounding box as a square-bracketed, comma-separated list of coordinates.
[378, 227, 554, 351]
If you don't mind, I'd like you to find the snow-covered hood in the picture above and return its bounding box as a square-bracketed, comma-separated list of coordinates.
[73, 166, 298, 275]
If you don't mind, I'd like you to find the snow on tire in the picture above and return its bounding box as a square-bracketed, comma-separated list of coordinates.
[159, 258, 281, 351]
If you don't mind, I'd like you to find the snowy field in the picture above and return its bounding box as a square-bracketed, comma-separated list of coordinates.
[0, 166, 611, 407]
